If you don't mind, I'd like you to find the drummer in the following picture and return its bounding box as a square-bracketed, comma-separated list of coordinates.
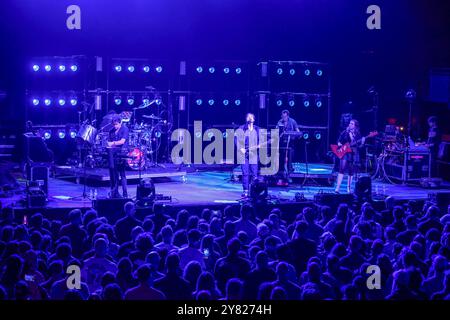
[107, 115, 129, 198]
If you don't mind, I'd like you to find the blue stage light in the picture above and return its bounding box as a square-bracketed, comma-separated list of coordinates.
[235, 67, 242, 74]
[143, 66, 150, 73]
[58, 130, 66, 139]
[127, 96, 135, 105]
[196, 99, 203, 106]
[276, 68, 283, 75]
[44, 99, 51, 106]
[127, 66, 135, 73]
[208, 67, 215, 74]
[234, 99, 241, 106]
[289, 68, 296, 76]
[317, 69, 323, 76]
[58, 99, 66, 106]
[316, 99, 323, 108]
[223, 67, 230, 74]
[142, 98, 150, 105]
[44, 65, 52, 72]
[223, 132, 228, 138]
[304, 69, 311, 76]
[208, 99, 215, 106]
[155, 66, 163, 73]
[276, 99, 283, 107]
[70, 98, 78, 106]
[288, 99, 295, 107]
[32, 98, 40, 106]
[43, 131, 52, 140]
[315, 132, 322, 140]
[114, 97, 122, 105]
[155, 131, 162, 138]
[115, 65, 122, 72]
[223, 99, 229, 106]
[303, 132, 309, 140]
[70, 65, 78, 72]
[156, 98, 162, 105]
[207, 131, 214, 139]
[70, 130, 77, 139]
[196, 66, 203, 73]
[303, 99, 310, 107]
[32, 65, 40, 72]
[58, 65, 66, 72]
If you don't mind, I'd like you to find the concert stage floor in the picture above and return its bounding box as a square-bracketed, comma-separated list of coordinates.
[2, 164, 449, 216]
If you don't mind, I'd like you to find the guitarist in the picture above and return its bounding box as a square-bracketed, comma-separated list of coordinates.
[238, 113, 260, 197]
[335, 119, 365, 194]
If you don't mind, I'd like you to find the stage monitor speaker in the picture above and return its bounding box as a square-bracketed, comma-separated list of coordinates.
[92, 198, 132, 223]
[314, 192, 354, 211]
[25, 163, 49, 195]
[355, 176, 372, 202]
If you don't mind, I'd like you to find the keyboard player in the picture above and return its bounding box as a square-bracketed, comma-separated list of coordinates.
[107, 115, 129, 198]
[276, 110, 300, 181]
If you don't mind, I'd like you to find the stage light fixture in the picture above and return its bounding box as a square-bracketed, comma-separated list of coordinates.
[32, 65, 40, 72]
[70, 98, 78, 106]
[196, 99, 203, 106]
[276, 97, 283, 107]
[58, 65, 66, 72]
[315, 97, 323, 108]
[208, 67, 215, 74]
[303, 98, 310, 107]
[127, 65, 135, 73]
[317, 69, 323, 76]
[44, 65, 52, 72]
[276, 67, 283, 75]
[222, 132, 228, 138]
[223, 99, 229, 106]
[196, 66, 203, 73]
[70, 65, 78, 72]
[114, 96, 122, 105]
[234, 99, 241, 106]
[315, 131, 322, 140]
[155, 66, 163, 73]
[43, 131, 52, 140]
[115, 65, 122, 72]
[143, 66, 150, 73]
[44, 98, 51, 106]
[288, 95, 295, 107]
[235, 67, 242, 74]
[32, 98, 40, 106]
[304, 68, 311, 76]
[155, 98, 162, 105]
[303, 132, 309, 140]
[289, 68, 296, 76]
[208, 99, 215, 106]
[58, 99, 66, 106]
[70, 129, 77, 139]
[142, 97, 150, 105]
[155, 131, 162, 138]
[58, 130, 66, 139]
[223, 67, 230, 74]
[195, 132, 202, 138]
[207, 131, 214, 139]
[127, 96, 135, 106]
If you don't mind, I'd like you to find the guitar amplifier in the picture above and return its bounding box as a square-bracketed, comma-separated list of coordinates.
[384, 150, 431, 182]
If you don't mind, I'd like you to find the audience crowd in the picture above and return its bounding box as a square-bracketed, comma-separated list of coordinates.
[0, 197, 449, 300]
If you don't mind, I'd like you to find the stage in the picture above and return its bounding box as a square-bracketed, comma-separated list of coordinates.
[2, 163, 449, 220]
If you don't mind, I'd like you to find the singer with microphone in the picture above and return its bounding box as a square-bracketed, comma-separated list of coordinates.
[107, 115, 129, 198]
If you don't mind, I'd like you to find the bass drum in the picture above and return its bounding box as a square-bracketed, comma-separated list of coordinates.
[77, 124, 97, 145]
[127, 147, 146, 170]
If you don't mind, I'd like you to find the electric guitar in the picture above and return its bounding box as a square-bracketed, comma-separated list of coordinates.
[330, 131, 378, 159]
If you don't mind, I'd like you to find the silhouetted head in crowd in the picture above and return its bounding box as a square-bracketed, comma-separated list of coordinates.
[142, 218, 154, 233]
[161, 225, 173, 244]
[255, 251, 269, 270]
[100, 271, 116, 289]
[303, 207, 315, 223]
[64, 289, 83, 300]
[294, 220, 309, 239]
[68, 209, 82, 226]
[196, 272, 217, 294]
[226, 278, 243, 300]
[240, 205, 254, 221]
[196, 290, 211, 301]
[187, 215, 199, 231]
[175, 209, 189, 230]
[1, 226, 14, 242]
[336, 204, 349, 220]
[103, 283, 123, 300]
[209, 218, 222, 236]
[227, 238, 241, 256]
[237, 231, 249, 245]
[83, 209, 98, 226]
[165, 252, 181, 273]
[223, 221, 236, 238]
[201, 209, 212, 223]
[145, 251, 160, 271]
[117, 257, 133, 277]
[29, 213, 43, 229]
[270, 286, 287, 300]
[187, 229, 201, 248]
[134, 264, 152, 285]
[183, 261, 202, 286]
[124, 202, 136, 218]
[94, 238, 108, 258]
[349, 235, 364, 253]
[276, 262, 289, 281]
[135, 232, 153, 253]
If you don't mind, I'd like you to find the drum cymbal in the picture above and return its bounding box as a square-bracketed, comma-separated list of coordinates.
[142, 114, 162, 120]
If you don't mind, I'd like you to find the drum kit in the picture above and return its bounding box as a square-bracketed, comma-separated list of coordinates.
[76, 106, 166, 171]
